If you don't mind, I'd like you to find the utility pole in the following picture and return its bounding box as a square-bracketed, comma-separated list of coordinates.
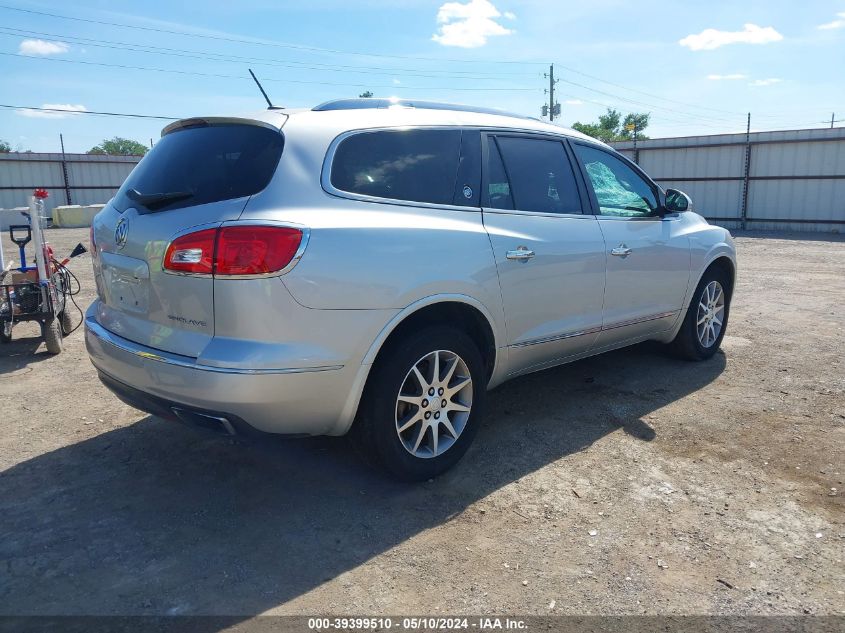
[542, 64, 559, 122]
[832, 112, 836, 129]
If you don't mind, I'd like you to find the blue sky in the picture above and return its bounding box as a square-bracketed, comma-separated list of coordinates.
[1, 0, 843, 153]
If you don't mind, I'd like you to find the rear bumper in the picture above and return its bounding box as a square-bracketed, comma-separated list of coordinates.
[85, 309, 360, 436]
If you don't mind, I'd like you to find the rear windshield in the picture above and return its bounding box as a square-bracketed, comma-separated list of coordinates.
[114, 123, 284, 213]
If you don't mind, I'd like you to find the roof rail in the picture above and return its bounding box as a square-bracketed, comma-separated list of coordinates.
[312, 98, 538, 121]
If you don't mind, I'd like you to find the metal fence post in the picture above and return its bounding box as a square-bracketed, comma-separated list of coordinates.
[740, 113, 751, 230]
[59, 134, 72, 206]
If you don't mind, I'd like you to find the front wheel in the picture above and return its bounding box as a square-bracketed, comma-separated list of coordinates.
[670, 269, 731, 360]
[354, 326, 486, 481]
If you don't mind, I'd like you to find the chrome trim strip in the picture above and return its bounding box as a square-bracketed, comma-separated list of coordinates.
[602, 311, 677, 331]
[482, 209, 593, 220]
[511, 326, 601, 348]
[85, 316, 343, 375]
[510, 310, 677, 348]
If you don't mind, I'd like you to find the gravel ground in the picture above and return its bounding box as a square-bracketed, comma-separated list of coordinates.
[0, 228, 843, 617]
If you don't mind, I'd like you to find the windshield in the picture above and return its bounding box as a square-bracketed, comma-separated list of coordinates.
[113, 123, 284, 214]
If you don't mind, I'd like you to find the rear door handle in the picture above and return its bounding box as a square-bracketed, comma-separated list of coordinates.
[506, 247, 535, 261]
[611, 245, 632, 257]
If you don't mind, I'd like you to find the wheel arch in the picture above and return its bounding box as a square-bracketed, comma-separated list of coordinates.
[362, 295, 500, 381]
[332, 295, 502, 436]
[701, 254, 736, 298]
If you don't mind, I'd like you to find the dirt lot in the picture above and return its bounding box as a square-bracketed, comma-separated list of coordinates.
[0, 228, 843, 617]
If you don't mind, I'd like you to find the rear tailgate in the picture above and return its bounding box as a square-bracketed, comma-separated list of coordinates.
[91, 117, 285, 357]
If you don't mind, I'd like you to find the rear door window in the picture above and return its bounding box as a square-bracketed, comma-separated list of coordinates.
[330, 128, 463, 206]
[489, 136, 582, 214]
[114, 123, 284, 214]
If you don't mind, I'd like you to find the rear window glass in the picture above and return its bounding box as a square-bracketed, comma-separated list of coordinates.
[330, 129, 462, 206]
[114, 123, 284, 213]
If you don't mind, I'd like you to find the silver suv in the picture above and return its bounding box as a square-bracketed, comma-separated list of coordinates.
[86, 98, 736, 480]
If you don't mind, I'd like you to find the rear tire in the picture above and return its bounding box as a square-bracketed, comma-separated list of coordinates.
[670, 267, 731, 361]
[42, 318, 63, 354]
[353, 325, 486, 481]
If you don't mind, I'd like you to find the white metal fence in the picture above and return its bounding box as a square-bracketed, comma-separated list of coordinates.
[2, 127, 844, 233]
[0, 152, 141, 227]
[612, 127, 845, 233]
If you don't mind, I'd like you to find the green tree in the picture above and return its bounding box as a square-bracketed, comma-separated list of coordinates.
[359, 91, 374, 98]
[0, 139, 11, 153]
[572, 108, 650, 142]
[87, 137, 148, 156]
[620, 112, 650, 141]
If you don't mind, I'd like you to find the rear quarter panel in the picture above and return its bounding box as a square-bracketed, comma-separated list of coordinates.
[238, 119, 507, 348]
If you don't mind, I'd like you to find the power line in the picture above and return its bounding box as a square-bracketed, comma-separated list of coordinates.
[553, 75, 743, 125]
[4, 5, 818, 126]
[0, 4, 545, 65]
[555, 93, 727, 130]
[0, 104, 178, 119]
[552, 62, 746, 117]
[0, 26, 537, 79]
[0, 53, 539, 91]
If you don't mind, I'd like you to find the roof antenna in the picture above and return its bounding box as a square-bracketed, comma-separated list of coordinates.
[249, 68, 281, 110]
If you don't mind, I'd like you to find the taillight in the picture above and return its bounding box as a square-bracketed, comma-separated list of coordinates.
[164, 228, 216, 274]
[163, 225, 303, 276]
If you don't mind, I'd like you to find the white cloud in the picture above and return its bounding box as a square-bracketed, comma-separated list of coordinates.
[817, 12, 845, 30]
[392, 78, 401, 85]
[503, 10, 516, 20]
[707, 73, 748, 80]
[679, 24, 783, 51]
[432, 0, 513, 48]
[749, 78, 782, 87]
[18, 104, 88, 119]
[18, 39, 69, 56]
[564, 99, 583, 105]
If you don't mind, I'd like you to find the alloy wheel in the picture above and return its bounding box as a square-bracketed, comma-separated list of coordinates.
[395, 349, 473, 459]
[696, 280, 725, 348]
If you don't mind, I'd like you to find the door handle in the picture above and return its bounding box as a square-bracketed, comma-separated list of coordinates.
[611, 245, 632, 257]
[506, 247, 535, 261]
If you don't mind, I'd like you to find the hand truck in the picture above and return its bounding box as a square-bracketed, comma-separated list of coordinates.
[0, 190, 85, 354]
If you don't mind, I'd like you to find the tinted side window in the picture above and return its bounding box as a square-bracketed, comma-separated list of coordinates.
[114, 124, 284, 214]
[330, 129, 462, 205]
[493, 137, 582, 214]
[486, 138, 514, 210]
[572, 143, 658, 217]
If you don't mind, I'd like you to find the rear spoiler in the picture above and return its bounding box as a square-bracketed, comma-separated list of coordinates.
[161, 114, 288, 137]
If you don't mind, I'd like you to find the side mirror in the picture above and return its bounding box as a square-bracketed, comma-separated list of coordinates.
[664, 188, 693, 214]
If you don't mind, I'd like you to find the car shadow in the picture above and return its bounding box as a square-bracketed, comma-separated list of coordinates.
[0, 343, 725, 619]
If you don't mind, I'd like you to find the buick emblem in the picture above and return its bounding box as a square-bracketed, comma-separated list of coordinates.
[114, 218, 128, 249]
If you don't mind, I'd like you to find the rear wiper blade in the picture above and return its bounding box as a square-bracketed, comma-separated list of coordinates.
[127, 188, 193, 210]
